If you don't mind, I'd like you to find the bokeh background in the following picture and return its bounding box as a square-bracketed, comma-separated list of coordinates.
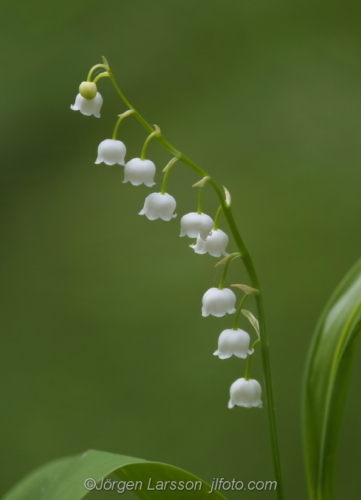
[1, 1, 361, 498]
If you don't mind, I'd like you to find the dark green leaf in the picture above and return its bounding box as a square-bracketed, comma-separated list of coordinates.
[3, 450, 227, 500]
[303, 258, 361, 500]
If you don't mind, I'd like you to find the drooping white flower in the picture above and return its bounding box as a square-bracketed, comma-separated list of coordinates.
[180, 212, 214, 241]
[190, 229, 229, 257]
[124, 158, 156, 187]
[70, 92, 103, 118]
[139, 192, 177, 221]
[214, 328, 254, 359]
[228, 378, 263, 409]
[201, 287, 236, 317]
[95, 139, 126, 166]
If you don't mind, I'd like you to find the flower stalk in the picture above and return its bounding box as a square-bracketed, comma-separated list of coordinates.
[93, 72, 109, 84]
[87, 63, 108, 82]
[217, 253, 240, 290]
[94, 61, 284, 500]
[112, 109, 135, 140]
[232, 293, 249, 330]
[213, 205, 223, 230]
[197, 186, 204, 215]
[140, 125, 161, 160]
[244, 339, 261, 380]
[161, 157, 178, 194]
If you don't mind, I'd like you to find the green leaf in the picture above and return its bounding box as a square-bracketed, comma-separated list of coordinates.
[2, 449, 227, 500]
[303, 258, 361, 500]
[241, 309, 260, 338]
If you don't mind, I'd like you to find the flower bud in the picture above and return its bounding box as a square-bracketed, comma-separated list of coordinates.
[228, 378, 263, 409]
[190, 229, 229, 257]
[139, 192, 177, 221]
[124, 158, 156, 187]
[201, 287, 236, 317]
[180, 212, 214, 241]
[79, 81, 98, 100]
[214, 328, 254, 359]
[70, 92, 103, 118]
[95, 139, 126, 165]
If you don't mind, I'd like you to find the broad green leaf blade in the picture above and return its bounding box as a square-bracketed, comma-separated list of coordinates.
[303, 258, 361, 500]
[3, 450, 227, 500]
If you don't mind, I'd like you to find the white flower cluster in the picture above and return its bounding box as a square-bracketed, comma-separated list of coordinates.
[71, 72, 262, 409]
[202, 284, 262, 408]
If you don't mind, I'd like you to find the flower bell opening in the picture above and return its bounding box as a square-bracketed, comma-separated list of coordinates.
[71, 92, 103, 118]
[228, 378, 263, 409]
[214, 328, 254, 359]
[95, 139, 126, 165]
[124, 158, 156, 187]
[139, 192, 177, 221]
[190, 229, 229, 257]
[201, 287, 236, 317]
[180, 212, 214, 240]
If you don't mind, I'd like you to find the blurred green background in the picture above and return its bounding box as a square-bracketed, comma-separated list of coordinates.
[1, 0, 361, 498]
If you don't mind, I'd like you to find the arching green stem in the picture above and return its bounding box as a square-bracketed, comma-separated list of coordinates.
[233, 293, 249, 330]
[141, 125, 161, 160]
[197, 187, 204, 215]
[87, 64, 108, 82]
[245, 339, 261, 380]
[161, 157, 178, 194]
[112, 110, 135, 140]
[106, 63, 284, 500]
[218, 253, 240, 290]
[93, 72, 109, 84]
[213, 205, 223, 230]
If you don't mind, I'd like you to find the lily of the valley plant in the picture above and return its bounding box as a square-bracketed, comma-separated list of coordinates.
[70, 57, 284, 497]
[4, 55, 359, 500]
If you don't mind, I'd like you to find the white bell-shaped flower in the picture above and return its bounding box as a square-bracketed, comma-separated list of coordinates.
[214, 328, 254, 359]
[70, 92, 103, 118]
[190, 229, 229, 257]
[228, 378, 263, 409]
[139, 192, 177, 221]
[124, 158, 156, 187]
[180, 212, 214, 241]
[202, 287, 236, 317]
[95, 139, 126, 166]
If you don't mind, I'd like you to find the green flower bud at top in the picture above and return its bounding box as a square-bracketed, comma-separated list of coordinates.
[79, 81, 97, 100]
